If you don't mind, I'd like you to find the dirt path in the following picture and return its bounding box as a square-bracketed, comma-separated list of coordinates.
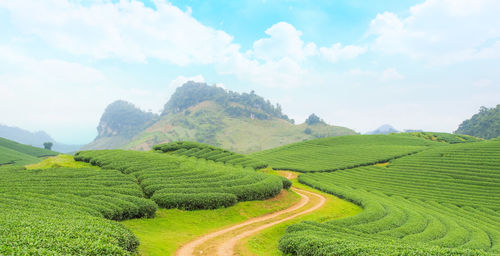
[176, 181, 326, 256]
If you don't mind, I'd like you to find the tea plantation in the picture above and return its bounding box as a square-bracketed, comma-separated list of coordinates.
[250, 134, 442, 172]
[154, 141, 268, 169]
[279, 139, 500, 255]
[75, 150, 284, 210]
[0, 166, 157, 255]
[0, 137, 58, 165]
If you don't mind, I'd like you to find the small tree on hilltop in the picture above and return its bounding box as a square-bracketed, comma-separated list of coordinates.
[305, 113, 325, 125]
[43, 142, 53, 150]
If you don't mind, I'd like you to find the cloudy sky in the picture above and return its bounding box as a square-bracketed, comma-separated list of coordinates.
[1, 0, 499, 144]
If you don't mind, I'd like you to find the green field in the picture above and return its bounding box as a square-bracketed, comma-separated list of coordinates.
[0, 137, 58, 165]
[250, 134, 443, 172]
[75, 150, 285, 210]
[279, 139, 500, 255]
[0, 165, 157, 255]
[153, 141, 268, 169]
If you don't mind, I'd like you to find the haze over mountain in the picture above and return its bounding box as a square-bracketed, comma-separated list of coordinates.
[0, 125, 82, 153]
[366, 124, 399, 135]
[83, 82, 356, 153]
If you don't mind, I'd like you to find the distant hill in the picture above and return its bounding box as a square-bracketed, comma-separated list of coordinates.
[366, 124, 399, 135]
[0, 124, 82, 153]
[83, 82, 357, 153]
[81, 100, 158, 150]
[0, 137, 58, 165]
[455, 105, 500, 139]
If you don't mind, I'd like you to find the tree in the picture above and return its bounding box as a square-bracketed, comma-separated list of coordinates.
[304, 128, 312, 134]
[305, 113, 325, 125]
[43, 142, 53, 150]
[455, 105, 500, 139]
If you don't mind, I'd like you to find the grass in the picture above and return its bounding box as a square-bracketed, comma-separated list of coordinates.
[241, 171, 362, 256]
[250, 134, 440, 172]
[25, 154, 97, 169]
[121, 189, 301, 256]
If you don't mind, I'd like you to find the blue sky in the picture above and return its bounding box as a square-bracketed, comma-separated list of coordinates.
[1, 0, 499, 144]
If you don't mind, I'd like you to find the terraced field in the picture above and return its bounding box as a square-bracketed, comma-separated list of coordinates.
[0, 137, 58, 165]
[280, 140, 500, 255]
[250, 134, 440, 172]
[75, 150, 285, 210]
[154, 141, 268, 169]
[0, 166, 157, 255]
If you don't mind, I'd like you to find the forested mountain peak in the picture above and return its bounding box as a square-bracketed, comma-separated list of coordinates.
[162, 82, 292, 122]
[97, 100, 158, 139]
[455, 105, 500, 139]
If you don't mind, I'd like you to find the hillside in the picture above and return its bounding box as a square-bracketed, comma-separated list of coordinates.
[84, 82, 357, 153]
[455, 105, 500, 139]
[0, 124, 82, 153]
[0, 137, 58, 165]
[250, 134, 443, 172]
[280, 139, 500, 255]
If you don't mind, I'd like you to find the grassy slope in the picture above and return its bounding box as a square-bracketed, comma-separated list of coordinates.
[0, 137, 58, 157]
[242, 171, 362, 256]
[25, 154, 97, 169]
[250, 134, 442, 172]
[0, 137, 59, 165]
[0, 145, 40, 165]
[119, 101, 356, 153]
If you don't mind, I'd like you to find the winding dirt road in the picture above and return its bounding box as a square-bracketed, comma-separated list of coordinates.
[176, 180, 326, 256]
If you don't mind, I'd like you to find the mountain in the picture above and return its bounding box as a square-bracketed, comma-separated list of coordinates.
[366, 124, 399, 135]
[0, 124, 82, 153]
[455, 104, 500, 139]
[80, 100, 159, 150]
[84, 82, 357, 153]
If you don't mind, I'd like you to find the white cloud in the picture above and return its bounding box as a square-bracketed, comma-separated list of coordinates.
[168, 75, 205, 88]
[381, 68, 404, 81]
[320, 43, 367, 63]
[473, 79, 493, 88]
[0, 0, 237, 65]
[252, 22, 317, 61]
[369, 0, 500, 65]
[0, 47, 168, 143]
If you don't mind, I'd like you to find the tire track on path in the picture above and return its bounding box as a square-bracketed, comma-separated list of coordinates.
[176, 179, 326, 256]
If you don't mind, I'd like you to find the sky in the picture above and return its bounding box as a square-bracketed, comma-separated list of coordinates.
[0, 0, 499, 144]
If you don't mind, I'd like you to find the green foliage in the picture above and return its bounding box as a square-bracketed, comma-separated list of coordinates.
[251, 134, 440, 172]
[162, 81, 291, 121]
[0, 145, 40, 165]
[0, 137, 58, 157]
[305, 113, 324, 125]
[455, 105, 500, 139]
[0, 165, 158, 255]
[43, 141, 53, 150]
[402, 132, 484, 143]
[98, 100, 158, 139]
[74, 149, 283, 210]
[304, 127, 312, 134]
[152, 193, 238, 210]
[153, 141, 268, 169]
[280, 140, 500, 255]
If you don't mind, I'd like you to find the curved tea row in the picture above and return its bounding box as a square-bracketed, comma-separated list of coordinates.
[0, 166, 157, 255]
[75, 150, 284, 210]
[280, 140, 500, 255]
[250, 134, 440, 172]
[154, 141, 268, 169]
